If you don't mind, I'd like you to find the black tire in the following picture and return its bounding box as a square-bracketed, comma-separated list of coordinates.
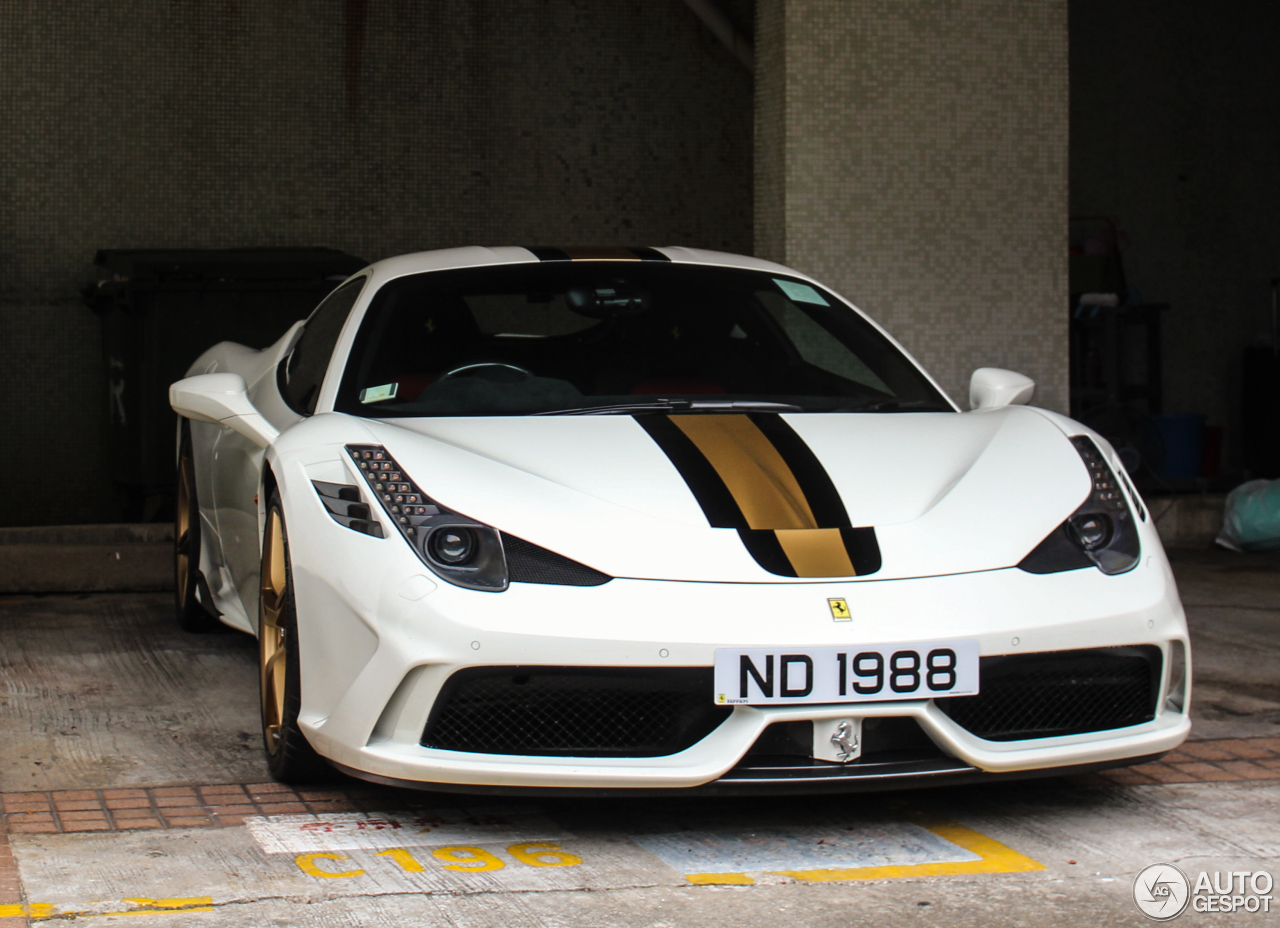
[259, 490, 330, 783]
[175, 420, 223, 633]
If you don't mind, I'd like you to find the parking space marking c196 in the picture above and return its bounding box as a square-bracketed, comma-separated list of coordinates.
[295, 853, 365, 879]
[295, 843, 584, 879]
[681, 817, 1043, 885]
[247, 809, 570, 855]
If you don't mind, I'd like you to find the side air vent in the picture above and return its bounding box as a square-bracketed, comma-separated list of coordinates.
[502, 534, 612, 586]
[312, 481, 384, 538]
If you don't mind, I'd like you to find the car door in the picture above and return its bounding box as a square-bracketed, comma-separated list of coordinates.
[213, 276, 367, 629]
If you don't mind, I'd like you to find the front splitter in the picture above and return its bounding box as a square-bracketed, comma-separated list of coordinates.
[328, 751, 1167, 798]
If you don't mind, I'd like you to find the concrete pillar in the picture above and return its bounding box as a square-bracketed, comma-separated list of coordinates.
[755, 1, 1069, 412]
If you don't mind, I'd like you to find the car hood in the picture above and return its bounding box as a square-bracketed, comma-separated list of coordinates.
[363, 407, 1090, 583]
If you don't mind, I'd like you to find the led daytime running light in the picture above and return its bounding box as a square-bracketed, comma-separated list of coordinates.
[346, 444, 508, 591]
[347, 444, 440, 539]
[1068, 436, 1140, 575]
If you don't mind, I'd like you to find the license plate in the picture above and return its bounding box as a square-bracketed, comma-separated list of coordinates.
[713, 640, 980, 706]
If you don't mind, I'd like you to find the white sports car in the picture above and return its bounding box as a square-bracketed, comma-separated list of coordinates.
[169, 245, 1190, 793]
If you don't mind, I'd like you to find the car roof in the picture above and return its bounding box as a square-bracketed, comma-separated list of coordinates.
[358, 246, 809, 288]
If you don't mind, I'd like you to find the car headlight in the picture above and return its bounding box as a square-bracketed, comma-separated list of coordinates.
[429, 526, 477, 565]
[1018, 436, 1140, 576]
[346, 444, 508, 591]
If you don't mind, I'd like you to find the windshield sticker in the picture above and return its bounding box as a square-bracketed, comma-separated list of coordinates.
[359, 383, 399, 404]
[774, 279, 830, 306]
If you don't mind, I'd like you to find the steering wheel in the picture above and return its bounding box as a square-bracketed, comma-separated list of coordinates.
[439, 362, 532, 380]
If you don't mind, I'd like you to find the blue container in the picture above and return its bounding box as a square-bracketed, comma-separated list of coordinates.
[1152, 414, 1206, 478]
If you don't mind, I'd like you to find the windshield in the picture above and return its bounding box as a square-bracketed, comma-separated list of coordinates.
[334, 262, 951, 417]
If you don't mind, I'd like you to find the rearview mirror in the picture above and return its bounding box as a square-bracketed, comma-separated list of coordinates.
[565, 283, 651, 318]
[170, 373, 280, 448]
[969, 367, 1035, 410]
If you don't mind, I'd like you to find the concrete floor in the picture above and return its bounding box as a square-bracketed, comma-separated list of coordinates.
[0, 549, 1277, 925]
[0, 592, 265, 791]
[8, 782, 1280, 926]
[1166, 549, 1280, 740]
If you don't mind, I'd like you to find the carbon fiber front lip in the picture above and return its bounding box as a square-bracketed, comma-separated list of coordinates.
[327, 752, 1167, 798]
[716, 756, 975, 783]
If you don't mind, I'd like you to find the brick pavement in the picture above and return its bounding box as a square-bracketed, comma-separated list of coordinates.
[0, 739, 1273, 924]
[0, 835, 21, 927]
[0, 782, 387, 836]
[0, 737, 1275, 838]
[1094, 736, 1280, 785]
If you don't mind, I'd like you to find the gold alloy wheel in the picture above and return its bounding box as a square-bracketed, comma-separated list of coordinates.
[175, 445, 193, 606]
[259, 507, 289, 756]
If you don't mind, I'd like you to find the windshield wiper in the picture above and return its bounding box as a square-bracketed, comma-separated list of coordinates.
[535, 399, 806, 416]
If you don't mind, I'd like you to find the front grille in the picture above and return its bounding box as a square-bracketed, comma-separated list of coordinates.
[935, 646, 1161, 742]
[502, 535, 612, 586]
[422, 667, 731, 757]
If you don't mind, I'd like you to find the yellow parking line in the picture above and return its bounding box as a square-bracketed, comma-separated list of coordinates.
[0, 904, 55, 920]
[0, 898, 214, 920]
[685, 816, 1044, 885]
[117, 897, 217, 916]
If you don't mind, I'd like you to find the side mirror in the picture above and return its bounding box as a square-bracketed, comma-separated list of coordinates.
[969, 367, 1035, 410]
[170, 373, 280, 448]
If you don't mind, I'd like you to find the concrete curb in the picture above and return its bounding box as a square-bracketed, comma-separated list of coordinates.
[1151, 494, 1227, 550]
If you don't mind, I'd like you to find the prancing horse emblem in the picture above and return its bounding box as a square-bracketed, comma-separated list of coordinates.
[831, 720, 858, 762]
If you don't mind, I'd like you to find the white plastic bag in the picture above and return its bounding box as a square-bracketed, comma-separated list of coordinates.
[1216, 479, 1280, 552]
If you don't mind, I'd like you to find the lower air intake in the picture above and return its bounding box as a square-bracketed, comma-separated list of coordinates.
[422, 667, 731, 757]
[502, 535, 612, 586]
[935, 646, 1161, 742]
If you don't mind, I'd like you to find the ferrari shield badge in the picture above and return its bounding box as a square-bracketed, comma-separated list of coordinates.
[828, 598, 851, 621]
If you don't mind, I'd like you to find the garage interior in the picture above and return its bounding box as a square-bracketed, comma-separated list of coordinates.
[4, 1, 1278, 531]
[1, 1, 1278, 925]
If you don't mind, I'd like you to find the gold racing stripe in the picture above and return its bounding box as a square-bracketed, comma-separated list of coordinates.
[670, 415, 815, 530]
[669, 415, 856, 577]
[775, 528, 856, 578]
[562, 246, 642, 262]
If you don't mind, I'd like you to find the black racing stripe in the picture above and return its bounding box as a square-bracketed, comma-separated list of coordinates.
[738, 530, 797, 577]
[628, 247, 670, 262]
[638, 413, 883, 578]
[635, 415, 745, 529]
[840, 527, 882, 576]
[748, 413, 850, 528]
[525, 246, 572, 262]
[750, 413, 883, 576]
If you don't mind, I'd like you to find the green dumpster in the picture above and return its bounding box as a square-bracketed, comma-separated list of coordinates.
[83, 247, 368, 521]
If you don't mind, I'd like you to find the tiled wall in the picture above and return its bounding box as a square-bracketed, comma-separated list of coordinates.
[1, 1, 1074, 527]
[0, 0, 753, 525]
[756, 0, 1069, 413]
